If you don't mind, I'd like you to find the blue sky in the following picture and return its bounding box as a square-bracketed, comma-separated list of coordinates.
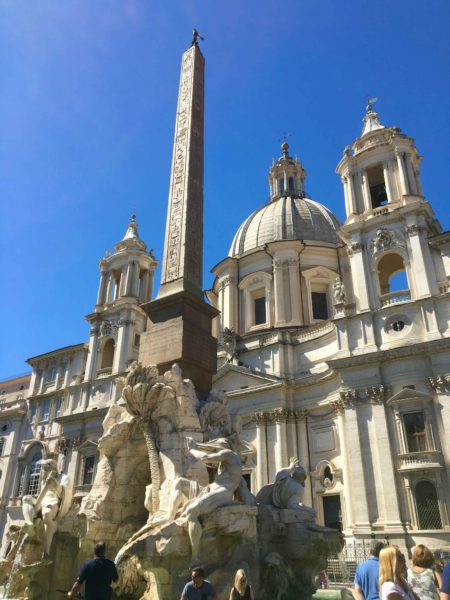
[1, 0, 449, 380]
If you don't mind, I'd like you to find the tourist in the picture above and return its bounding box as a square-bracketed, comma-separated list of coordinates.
[181, 567, 219, 600]
[67, 541, 118, 600]
[354, 540, 385, 600]
[407, 545, 440, 600]
[229, 568, 254, 600]
[379, 546, 416, 600]
[441, 561, 450, 600]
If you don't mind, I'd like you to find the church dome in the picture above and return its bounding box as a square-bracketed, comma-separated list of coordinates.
[229, 195, 341, 257]
[229, 143, 341, 257]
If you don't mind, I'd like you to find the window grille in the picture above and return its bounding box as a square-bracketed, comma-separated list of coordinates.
[416, 481, 442, 529]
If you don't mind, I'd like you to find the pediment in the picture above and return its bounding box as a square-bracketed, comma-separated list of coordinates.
[77, 439, 98, 453]
[213, 364, 278, 394]
[386, 387, 432, 407]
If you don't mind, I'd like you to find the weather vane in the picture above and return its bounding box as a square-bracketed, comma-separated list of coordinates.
[366, 96, 378, 111]
[191, 29, 205, 46]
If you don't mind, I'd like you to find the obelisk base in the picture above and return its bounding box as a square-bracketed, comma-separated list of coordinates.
[139, 291, 218, 398]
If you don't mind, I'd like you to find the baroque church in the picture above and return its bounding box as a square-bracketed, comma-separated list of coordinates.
[1, 46, 450, 562]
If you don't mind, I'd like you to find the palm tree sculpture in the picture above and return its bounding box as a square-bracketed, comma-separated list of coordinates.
[117, 362, 164, 513]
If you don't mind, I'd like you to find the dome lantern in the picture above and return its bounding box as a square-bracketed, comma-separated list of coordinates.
[268, 142, 307, 201]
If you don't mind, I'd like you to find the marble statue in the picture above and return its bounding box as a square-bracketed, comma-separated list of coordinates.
[22, 458, 71, 556]
[256, 457, 316, 517]
[180, 434, 253, 561]
[333, 276, 346, 304]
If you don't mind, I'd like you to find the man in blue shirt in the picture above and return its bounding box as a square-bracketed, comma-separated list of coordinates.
[181, 567, 219, 600]
[354, 541, 385, 600]
[441, 562, 450, 600]
[68, 541, 118, 600]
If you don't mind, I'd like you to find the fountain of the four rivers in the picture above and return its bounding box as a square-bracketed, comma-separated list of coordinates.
[0, 36, 343, 600]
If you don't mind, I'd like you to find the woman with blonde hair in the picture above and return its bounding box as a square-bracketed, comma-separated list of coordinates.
[379, 546, 416, 600]
[407, 545, 440, 600]
[229, 569, 254, 600]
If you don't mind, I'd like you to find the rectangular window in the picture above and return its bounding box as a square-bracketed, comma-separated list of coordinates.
[83, 456, 96, 485]
[16, 465, 26, 496]
[0, 437, 4, 456]
[254, 296, 266, 325]
[41, 398, 51, 422]
[134, 333, 141, 347]
[312, 292, 329, 320]
[279, 178, 285, 194]
[46, 366, 57, 382]
[55, 397, 62, 418]
[404, 412, 428, 452]
[26, 464, 41, 496]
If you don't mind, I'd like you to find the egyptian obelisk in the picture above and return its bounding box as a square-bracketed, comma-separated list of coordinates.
[139, 35, 218, 397]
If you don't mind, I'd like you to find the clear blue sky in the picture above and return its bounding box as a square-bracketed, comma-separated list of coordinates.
[1, 0, 449, 380]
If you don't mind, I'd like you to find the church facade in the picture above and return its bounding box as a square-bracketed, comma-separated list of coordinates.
[1, 99, 450, 558]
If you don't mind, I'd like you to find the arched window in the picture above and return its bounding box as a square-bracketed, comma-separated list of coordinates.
[101, 339, 115, 369]
[415, 480, 442, 529]
[16, 450, 43, 497]
[377, 253, 410, 305]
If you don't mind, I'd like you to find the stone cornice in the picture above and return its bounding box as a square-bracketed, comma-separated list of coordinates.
[27, 343, 86, 366]
[429, 230, 450, 248]
[327, 337, 450, 369]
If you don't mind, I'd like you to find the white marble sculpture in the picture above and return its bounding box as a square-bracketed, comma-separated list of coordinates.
[22, 458, 71, 556]
[178, 433, 254, 561]
[256, 457, 316, 516]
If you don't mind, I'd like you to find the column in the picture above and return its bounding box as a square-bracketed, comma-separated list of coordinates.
[38, 366, 46, 394]
[119, 265, 128, 297]
[288, 258, 302, 324]
[265, 415, 277, 483]
[347, 170, 357, 212]
[342, 176, 351, 215]
[396, 150, 409, 196]
[84, 332, 100, 382]
[139, 270, 150, 303]
[114, 321, 132, 373]
[349, 241, 370, 311]
[273, 259, 286, 325]
[296, 411, 312, 507]
[131, 262, 140, 297]
[255, 413, 268, 489]
[382, 161, 394, 203]
[96, 271, 107, 305]
[274, 409, 289, 472]
[105, 272, 114, 304]
[371, 402, 403, 528]
[362, 171, 372, 210]
[335, 405, 353, 528]
[407, 225, 437, 297]
[343, 402, 371, 531]
[405, 157, 418, 195]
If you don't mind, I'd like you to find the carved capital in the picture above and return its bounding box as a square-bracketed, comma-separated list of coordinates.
[348, 241, 363, 255]
[273, 407, 291, 423]
[339, 389, 358, 408]
[365, 385, 387, 404]
[428, 374, 450, 394]
[254, 412, 269, 426]
[330, 399, 345, 414]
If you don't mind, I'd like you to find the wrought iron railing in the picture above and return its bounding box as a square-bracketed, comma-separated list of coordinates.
[380, 289, 411, 306]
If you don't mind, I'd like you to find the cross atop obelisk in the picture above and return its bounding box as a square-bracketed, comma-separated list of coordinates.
[158, 41, 205, 299]
[139, 36, 218, 398]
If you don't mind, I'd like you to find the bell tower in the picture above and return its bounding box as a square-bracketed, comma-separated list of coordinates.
[84, 215, 157, 382]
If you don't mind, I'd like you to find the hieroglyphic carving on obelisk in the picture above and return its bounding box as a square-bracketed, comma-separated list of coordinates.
[158, 44, 204, 299]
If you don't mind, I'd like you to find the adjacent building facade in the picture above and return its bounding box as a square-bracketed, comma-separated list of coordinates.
[1, 104, 449, 557]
